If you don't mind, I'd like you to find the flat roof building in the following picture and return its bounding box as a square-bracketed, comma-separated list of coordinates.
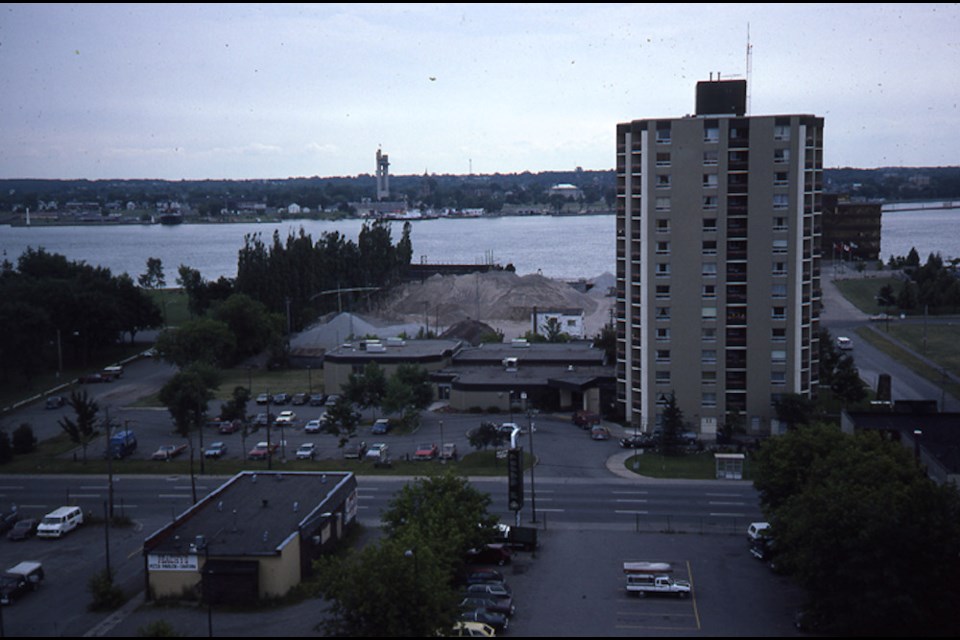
[143, 471, 358, 603]
[616, 79, 823, 437]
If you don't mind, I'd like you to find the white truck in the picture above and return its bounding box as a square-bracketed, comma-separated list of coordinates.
[623, 562, 691, 597]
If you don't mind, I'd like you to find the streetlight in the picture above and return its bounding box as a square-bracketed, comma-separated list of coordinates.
[523, 393, 538, 524]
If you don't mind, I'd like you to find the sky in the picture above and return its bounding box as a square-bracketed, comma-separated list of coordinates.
[1, 3, 958, 180]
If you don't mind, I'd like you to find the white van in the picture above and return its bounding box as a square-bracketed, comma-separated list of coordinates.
[36, 506, 83, 538]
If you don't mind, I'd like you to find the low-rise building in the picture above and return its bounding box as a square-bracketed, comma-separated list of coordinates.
[143, 471, 357, 603]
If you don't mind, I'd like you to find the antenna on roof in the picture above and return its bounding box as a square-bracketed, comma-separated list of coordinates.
[745, 23, 753, 114]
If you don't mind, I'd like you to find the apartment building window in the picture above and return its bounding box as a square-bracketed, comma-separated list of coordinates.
[702, 195, 718, 210]
[773, 193, 789, 210]
[702, 307, 717, 320]
[656, 218, 670, 233]
[656, 306, 671, 320]
[702, 262, 717, 277]
[704, 126, 720, 143]
[773, 239, 788, 254]
[702, 240, 717, 256]
[656, 240, 671, 255]
[774, 171, 789, 186]
[656, 152, 671, 167]
[771, 350, 787, 364]
[655, 197, 671, 211]
[655, 285, 671, 299]
[656, 124, 671, 144]
[774, 148, 790, 164]
[772, 306, 786, 320]
[772, 261, 787, 276]
[701, 349, 717, 365]
[772, 327, 787, 342]
[702, 173, 718, 188]
[701, 392, 717, 408]
[773, 216, 788, 231]
[702, 327, 717, 342]
[703, 218, 717, 232]
[771, 284, 787, 299]
[655, 370, 671, 385]
[774, 124, 791, 141]
[702, 284, 717, 299]
[771, 371, 786, 385]
[656, 263, 671, 277]
[656, 327, 671, 341]
[703, 150, 719, 166]
[702, 370, 717, 384]
[656, 174, 671, 189]
[656, 349, 671, 363]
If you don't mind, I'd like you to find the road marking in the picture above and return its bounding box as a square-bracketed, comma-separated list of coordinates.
[615, 499, 648, 503]
[612, 490, 649, 495]
[158, 494, 193, 499]
[708, 501, 746, 506]
[705, 492, 743, 497]
[614, 510, 649, 515]
[70, 493, 101, 498]
[709, 512, 747, 517]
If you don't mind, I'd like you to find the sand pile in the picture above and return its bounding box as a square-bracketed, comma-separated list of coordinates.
[376, 271, 602, 327]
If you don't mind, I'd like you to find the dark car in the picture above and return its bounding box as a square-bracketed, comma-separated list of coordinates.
[6, 519, 39, 541]
[291, 393, 308, 406]
[619, 434, 656, 449]
[465, 543, 512, 566]
[272, 393, 290, 405]
[0, 573, 29, 605]
[0, 511, 20, 535]
[44, 395, 65, 409]
[309, 393, 327, 407]
[463, 568, 505, 585]
[459, 596, 515, 618]
[460, 608, 509, 633]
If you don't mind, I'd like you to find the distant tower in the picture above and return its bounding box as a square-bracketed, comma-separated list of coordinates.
[376, 148, 390, 201]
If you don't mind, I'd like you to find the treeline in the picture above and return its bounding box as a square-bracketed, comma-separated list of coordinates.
[879, 248, 960, 314]
[234, 219, 412, 331]
[0, 248, 162, 383]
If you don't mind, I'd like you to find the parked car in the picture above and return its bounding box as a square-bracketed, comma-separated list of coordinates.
[0, 511, 20, 535]
[247, 441, 279, 461]
[414, 443, 438, 460]
[304, 418, 324, 433]
[291, 393, 308, 406]
[309, 393, 327, 406]
[747, 521, 771, 542]
[204, 442, 228, 459]
[572, 410, 600, 428]
[6, 519, 39, 541]
[464, 582, 512, 599]
[371, 418, 391, 435]
[465, 543, 512, 567]
[462, 568, 506, 585]
[296, 443, 317, 460]
[44, 395, 65, 409]
[256, 393, 270, 405]
[460, 609, 508, 634]
[253, 413, 275, 427]
[836, 336, 853, 350]
[152, 444, 187, 461]
[275, 410, 297, 425]
[218, 419, 243, 434]
[590, 424, 611, 441]
[272, 393, 290, 405]
[441, 442, 459, 460]
[343, 440, 368, 460]
[365, 442, 389, 462]
[459, 595, 515, 618]
[0, 561, 44, 605]
[619, 433, 656, 449]
[324, 394, 340, 407]
[452, 620, 498, 637]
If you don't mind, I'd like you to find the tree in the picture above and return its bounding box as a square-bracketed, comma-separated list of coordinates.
[772, 393, 815, 430]
[58, 389, 100, 462]
[323, 394, 361, 448]
[755, 427, 960, 635]
[219, 386, 251, 423]
[342, 362, 387, 415]
[158, 364, 220, 438]
[210, 293, 282, 362]
[138, 257, 166, 290]
[659, 392, 686, 456]
[11, 423, 37, 454]
[0, 430, 11, 464]
[830, 355, 867, 406]
[155, 317, 237, 369]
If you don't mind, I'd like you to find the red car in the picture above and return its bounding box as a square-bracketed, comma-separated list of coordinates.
[414, 443, 439, 460]
[152, 444, 187, 461]
[247, 441, 279, 461]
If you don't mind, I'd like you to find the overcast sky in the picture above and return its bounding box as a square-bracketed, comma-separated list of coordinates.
[1, 3, 958, 180]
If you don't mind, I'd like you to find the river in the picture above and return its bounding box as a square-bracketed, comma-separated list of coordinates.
[0, 205, 957, 281]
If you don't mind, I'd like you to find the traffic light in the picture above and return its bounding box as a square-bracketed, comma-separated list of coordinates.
[507, 447, 524, 511]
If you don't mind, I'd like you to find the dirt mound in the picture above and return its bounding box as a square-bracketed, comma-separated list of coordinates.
[377, 271, 600, 327]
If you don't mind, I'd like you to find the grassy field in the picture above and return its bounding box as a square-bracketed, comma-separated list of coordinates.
[857, 323, 960, 399]
[621, 450, 751, 480]
[833, 275, 901, 315]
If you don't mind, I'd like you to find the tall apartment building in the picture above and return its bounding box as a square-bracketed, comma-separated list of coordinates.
[615, 80, 823, 437]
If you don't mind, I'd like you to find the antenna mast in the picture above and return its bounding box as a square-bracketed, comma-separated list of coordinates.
[745, 23, 753, 114]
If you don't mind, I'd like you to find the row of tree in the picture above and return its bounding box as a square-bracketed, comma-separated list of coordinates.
[752, 424, 960, 635]
[0, 248, 162, 384]
[880, 248, 960, 313]
[314, 472, 499, 636]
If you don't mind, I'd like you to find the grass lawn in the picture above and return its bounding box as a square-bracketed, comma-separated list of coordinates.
[833, 276, 901, 315]
[857, 324, 960, 400]
[621, 450, 752, 480]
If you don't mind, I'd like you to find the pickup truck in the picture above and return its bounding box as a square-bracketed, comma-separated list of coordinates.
[623, 562, 691, 597]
